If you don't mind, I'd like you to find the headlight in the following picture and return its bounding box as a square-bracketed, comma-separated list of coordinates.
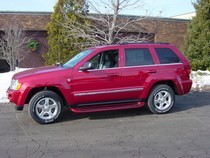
[10, 79, 22, 90]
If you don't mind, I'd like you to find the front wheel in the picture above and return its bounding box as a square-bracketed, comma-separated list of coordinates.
[28, 91, 63, 124]
[147, 85, 175, 114]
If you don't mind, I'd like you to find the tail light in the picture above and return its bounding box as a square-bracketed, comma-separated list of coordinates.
[184, 65, 191, 78]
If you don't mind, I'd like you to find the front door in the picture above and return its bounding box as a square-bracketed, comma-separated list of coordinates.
[71, 49, 123, 106]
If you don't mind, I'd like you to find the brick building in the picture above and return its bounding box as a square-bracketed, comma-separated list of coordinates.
[0, 11, 190, 68]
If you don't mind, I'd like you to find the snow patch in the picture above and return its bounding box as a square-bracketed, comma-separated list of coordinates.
[190, 70, 210, 91]
[0, 68, 29, 103]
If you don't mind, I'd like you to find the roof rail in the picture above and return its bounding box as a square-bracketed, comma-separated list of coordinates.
[119, 42, 169, 45]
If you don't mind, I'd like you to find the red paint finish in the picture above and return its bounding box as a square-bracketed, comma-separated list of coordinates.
[7, 43, 192, 114]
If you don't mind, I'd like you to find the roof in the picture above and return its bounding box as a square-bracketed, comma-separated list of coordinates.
[0, 11, 190, 31]
[171, 12, 196, 20]
[89, 42, 173, 49]
[0, 11, 51, 30]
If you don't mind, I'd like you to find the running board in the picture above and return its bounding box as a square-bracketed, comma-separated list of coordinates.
[71, 102, 145, 113]
[75, 99, 140, 107]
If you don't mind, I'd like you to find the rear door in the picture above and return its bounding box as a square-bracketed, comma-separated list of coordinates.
[121, 46, 159, 100]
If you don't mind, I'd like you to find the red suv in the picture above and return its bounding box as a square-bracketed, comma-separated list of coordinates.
[7, 43, 192, 124]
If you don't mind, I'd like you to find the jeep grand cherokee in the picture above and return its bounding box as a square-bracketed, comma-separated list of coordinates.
[7, 43, 192, 124]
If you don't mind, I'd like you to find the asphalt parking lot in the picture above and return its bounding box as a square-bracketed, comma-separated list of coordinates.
[0, 91, 210, 158]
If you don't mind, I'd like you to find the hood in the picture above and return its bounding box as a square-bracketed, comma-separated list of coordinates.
[13, 66, 69, 80]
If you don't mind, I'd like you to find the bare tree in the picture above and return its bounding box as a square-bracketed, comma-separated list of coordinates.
[0, 18, 28, 71]
[59, 0, 153, 47]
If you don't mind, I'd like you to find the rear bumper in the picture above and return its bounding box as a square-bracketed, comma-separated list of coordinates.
[181, 79, 192, 94]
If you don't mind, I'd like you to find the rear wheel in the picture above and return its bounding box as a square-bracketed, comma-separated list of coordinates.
[28, 91, 63, 124]
[147, 84, 175, 114]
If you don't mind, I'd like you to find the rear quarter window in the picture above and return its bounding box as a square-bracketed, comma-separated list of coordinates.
[125, 48, 154, 66]
[155, 48, 181, 64]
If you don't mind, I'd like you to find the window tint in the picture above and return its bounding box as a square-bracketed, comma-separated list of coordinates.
[125, 48, 154, 66]
[89, 54, 101, 69]
[88, 50, 118, 69]
[63, 49, 93, 68]
[155, 48, 181, 64]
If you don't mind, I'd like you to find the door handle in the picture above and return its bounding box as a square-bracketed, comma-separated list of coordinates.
[107, 73, 119, 77]
[147, 70, 157, 73]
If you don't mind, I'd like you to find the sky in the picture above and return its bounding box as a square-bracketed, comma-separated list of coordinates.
[0, 0, 195, 17]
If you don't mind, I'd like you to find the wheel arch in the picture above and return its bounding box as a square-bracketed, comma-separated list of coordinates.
[143, 80, 178, 100]
[25, 86, 68, 107]
[152, 81, 178, 94]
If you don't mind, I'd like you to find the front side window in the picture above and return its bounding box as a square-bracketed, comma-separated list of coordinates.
[155, 48, 181, 64]
[125, 48, 154, 66]
[88, 50, 119, 69]
[63, 49, 93, 68]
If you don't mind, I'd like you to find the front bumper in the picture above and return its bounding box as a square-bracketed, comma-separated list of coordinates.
[7, 89, 25, 110]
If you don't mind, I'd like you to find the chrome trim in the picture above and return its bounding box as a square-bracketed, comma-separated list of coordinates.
[74, 87, 143, 96]
[158, 63, 183, 66]
[78, 67, 122, 72]
[123, 88, 144, 92]
[122, 63, 182, 69]
[78, 63, 183, 72]
[123, 64, 157, 68]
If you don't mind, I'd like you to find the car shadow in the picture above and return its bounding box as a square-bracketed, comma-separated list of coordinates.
[171, 90, 210, 113]
[59, 91, 210, 123]
[60, 106, 151, 123]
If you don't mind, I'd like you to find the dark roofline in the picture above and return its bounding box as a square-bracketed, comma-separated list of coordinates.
[90, 13, 190, 22]
[0, 11, 190, 22]
[0, 11, 52, 16]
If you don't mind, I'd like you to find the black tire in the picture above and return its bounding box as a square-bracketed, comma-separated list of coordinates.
[147, 84, 175, 114]
[28, 91, 63, 124]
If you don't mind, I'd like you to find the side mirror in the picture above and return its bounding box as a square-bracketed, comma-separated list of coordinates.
[79, 62, 93, 71]
[55, 62, 62, 66]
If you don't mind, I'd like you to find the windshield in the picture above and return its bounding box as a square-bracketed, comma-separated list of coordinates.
[63, 49, 93, 68]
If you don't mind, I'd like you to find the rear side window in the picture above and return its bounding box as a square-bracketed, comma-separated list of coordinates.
[125, 48, 154, 66]
[155, 48, 181, 64]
